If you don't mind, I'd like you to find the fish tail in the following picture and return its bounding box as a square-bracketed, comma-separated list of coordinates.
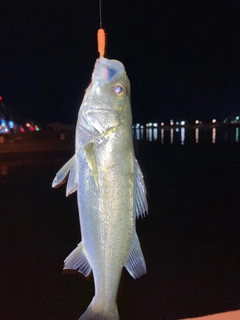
[80, 298, 119, 320]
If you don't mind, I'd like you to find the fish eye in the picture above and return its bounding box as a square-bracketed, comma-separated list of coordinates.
[112, 83, 126, 97]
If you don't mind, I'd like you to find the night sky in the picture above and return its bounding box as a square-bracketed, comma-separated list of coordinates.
[1, 0, 240, 125]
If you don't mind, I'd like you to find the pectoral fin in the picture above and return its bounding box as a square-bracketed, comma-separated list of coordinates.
[84, 142, 99, 187]
[64, 242, 92, 277]
[52, 155, 77, 196]
[135, 158, 148, 218]
[124, 231, 146, 279]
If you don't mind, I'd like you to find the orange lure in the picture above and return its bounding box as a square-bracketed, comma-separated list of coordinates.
[97, 28, 106, 58]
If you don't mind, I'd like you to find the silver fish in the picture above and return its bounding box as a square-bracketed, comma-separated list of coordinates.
[52, 57, 148, 320]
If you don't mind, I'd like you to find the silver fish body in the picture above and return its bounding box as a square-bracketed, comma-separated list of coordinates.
[53, 58, 148, 320]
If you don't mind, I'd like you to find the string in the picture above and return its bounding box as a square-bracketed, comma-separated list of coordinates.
[99, 0, 102, 29]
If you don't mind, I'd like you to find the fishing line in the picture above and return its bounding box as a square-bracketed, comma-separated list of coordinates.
[97, 0, 106, 57]
[99, 0, 103, 29]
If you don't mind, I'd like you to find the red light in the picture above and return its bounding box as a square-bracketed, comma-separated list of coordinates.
[0, 96, 2, 101]
[30, 126, 35, 131]
[20, 128, 25, 132]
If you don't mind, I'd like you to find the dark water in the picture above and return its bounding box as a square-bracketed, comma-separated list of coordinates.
[133, 126, 240, 145]
[1, 143, 240, 320]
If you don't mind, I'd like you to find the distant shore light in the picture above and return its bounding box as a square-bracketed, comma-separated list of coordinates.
[8, 121, 14, 129]
[161, 122, 164, 126]
[195, 120, 199, 124]
[212, 119, 217, 124]
[181, 121, 185, 126]
[170, 120, 174, 126]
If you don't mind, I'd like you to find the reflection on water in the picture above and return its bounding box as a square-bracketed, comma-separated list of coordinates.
[146, 128, 152, 141]
[161, 128, 164, 144]
[212, 127, 216, 144]
[195, 128, 199, 143]
[170, 128, 174, 144]
[236, 127, 239, 143]
[153, 128, 158, 141]
[134, 126, 240, 144]
[181, 127, 185, 145]
[136, 128, 140, 140]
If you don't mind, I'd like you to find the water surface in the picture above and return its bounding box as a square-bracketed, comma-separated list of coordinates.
[1, 143, 240, 320]
[133, 126, 240, 145]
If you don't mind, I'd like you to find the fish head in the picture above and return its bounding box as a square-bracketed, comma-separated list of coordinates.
[78, 57, 132, 137]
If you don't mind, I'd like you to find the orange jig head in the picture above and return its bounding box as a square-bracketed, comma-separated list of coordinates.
[97, 28, 106, 58]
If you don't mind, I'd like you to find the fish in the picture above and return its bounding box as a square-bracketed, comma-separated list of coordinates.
[52, 57, 148, 320]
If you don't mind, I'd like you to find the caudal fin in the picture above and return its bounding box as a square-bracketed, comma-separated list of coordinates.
[79, 298, 119, 320]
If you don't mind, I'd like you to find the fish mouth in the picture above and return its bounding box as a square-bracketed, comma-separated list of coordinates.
[95, 57, 124, 71]
[93, 58, 125, 83]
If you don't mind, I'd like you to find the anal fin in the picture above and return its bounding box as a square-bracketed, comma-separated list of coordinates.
[124, 231, 146, 279]
[64, 242, 92, 277]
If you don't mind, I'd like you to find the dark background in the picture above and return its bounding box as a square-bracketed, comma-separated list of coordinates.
[1, 142, 240, 320]
[1, 0, 240, 124]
